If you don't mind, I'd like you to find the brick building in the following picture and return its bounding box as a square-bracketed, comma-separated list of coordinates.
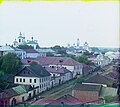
[72, 83, 103, 103]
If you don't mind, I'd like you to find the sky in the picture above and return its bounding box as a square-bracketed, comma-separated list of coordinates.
[0, 1, 119, 48]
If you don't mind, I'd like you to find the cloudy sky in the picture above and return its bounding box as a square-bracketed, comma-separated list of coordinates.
[0, 1, 119, 48]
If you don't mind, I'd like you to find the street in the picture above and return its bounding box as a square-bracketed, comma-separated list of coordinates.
[31, 64, 114, 104]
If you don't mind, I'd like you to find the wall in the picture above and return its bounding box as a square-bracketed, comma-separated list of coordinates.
[14, 76, 51, 93]
[26, 53, 39, 58]
[72, 89, 99, 102]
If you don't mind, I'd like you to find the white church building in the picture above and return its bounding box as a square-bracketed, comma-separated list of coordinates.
[13, 32, 39, 49]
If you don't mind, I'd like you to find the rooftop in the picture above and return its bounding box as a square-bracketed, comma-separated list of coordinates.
[83, 74, 115, 86]
[45, 66, 71, 74]
[36, 56, 82, 66]
[16, 65, 51, 77]
[74, 83, 101, 92]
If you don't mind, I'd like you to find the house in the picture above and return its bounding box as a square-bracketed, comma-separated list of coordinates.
[27, 56, 83, 78]
[23, 49, 39, 58]
[83, 74, 115, 87]
[0, 45, 15, 56]
[105, 71, 118, 80]
[105, 51, 120, 61]
[36, 48, 56, 56]
[82, 64, 92, 76]
[45, 66, 72, 87]
[14, 65, 51, 93]
[92, 54, 111, 68]
[13, 48, 26, 59]
[0, 45, 26, 59]
[32, 94, 83, 105]
[0, 85, 37, 106]
[72, 83, 103, 103]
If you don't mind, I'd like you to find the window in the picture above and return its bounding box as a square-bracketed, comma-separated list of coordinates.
[30, 79, 32, 83]
[20, 78, 22, 82]
[40, 85, 41, 88]
[23, 79, 25, 82]
[19, 39, 21, 43]
[28, 72, 30, 74]
[40, 79, 41, 83]
[34, 79, 36, 83]
[24, 71, 25, 74]
[28, 93, 31, 99]
[16, 78, 18, 82]
[44, 83, 45, 87]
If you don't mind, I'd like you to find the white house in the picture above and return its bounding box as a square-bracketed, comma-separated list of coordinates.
[13, 48, 26, 59]
[14, 65, 51, 93]
[23, 49, 39, 58]
[0, 45, 26, 59]
[36, 48, 56, 56]
[105, 51, 120, 61]
[0, 45, 15, 56]
[45, 66, 72, 87]
[92, 54, 111, 67]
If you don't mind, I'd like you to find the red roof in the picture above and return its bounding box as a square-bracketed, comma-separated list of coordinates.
[54, 94, 83, 105]
[32, 94, 83, 105]
[45, 66, 71, 74]
[36, 56, 82, 66]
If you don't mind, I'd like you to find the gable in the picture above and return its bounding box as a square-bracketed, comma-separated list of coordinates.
[15, 67, 37, 77]
[15, 65, 51, 77]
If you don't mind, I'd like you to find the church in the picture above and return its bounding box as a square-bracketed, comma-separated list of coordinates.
[13, 32, 39, 49]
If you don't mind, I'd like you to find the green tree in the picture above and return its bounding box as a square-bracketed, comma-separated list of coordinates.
[29, 61, 39, 66]
[76, 55, 88, 64]
[0, 53, 22, 74]
[17, 45, 34, 49]
[46, 52, 54, 56]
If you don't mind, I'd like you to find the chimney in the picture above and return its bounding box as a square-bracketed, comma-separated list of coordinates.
[64, 95, 67, 99]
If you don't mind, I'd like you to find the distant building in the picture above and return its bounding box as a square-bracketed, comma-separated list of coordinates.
[13, 32, 39, 49]
[0, 45, 15, 56]
[92, 54, 111, 67]
[67, 39, 92, 55]
[23, 49, 40, 58]
[36, 48, 55, 56]
[0, 45, 26, 59]
[83, 42, 91, 52]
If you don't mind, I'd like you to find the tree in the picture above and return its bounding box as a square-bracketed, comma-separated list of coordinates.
[29, 61, 39, 66]
[17, 45, 34, 49]
[46, 52, 54, 56]
[76, 55, 88, 64]
[52, 45, 67, 56]
[0, 53, 22, 74]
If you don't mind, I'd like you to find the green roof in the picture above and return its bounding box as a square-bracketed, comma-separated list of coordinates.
[12, 85, 26, 94]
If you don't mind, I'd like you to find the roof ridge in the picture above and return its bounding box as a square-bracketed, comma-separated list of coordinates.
[27, 66, 38, 77]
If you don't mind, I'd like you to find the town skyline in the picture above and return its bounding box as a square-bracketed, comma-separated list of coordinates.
[0, 2, 119, 48]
